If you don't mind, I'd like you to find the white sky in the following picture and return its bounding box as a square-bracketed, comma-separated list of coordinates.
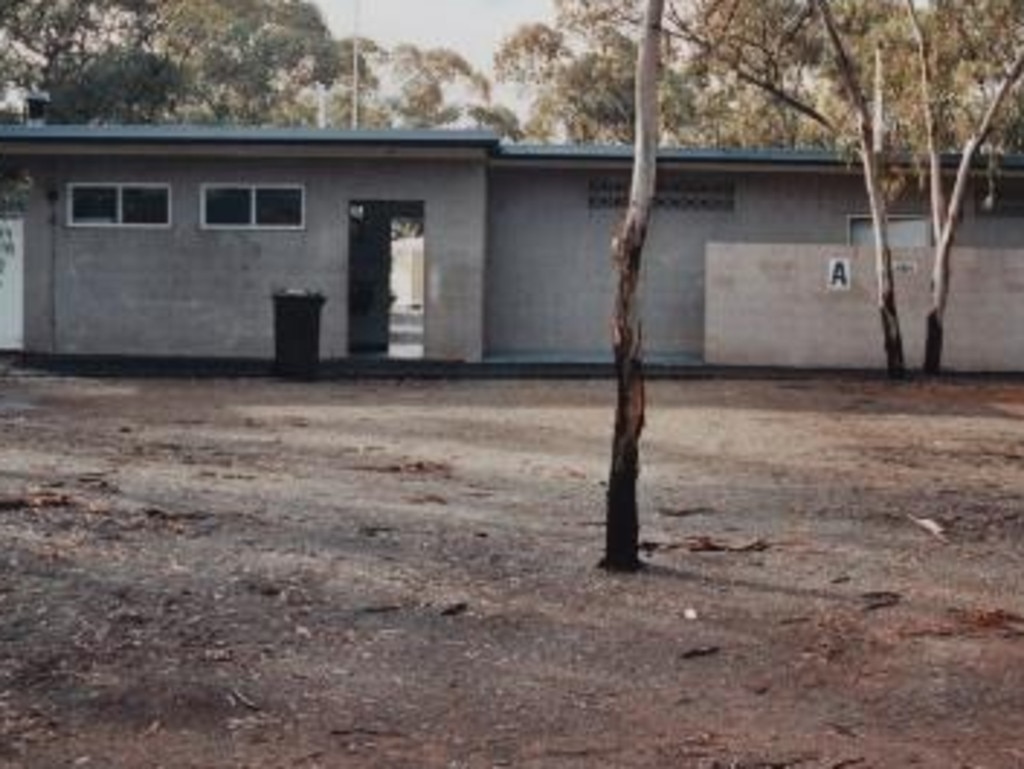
[314, 0, 555, 76]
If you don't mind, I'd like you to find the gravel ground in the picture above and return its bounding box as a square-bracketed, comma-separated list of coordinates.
[1, 374, 1023, 768]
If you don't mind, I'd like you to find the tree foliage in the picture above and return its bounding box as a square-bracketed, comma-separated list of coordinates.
[160, 0, 342, 125]
[0, 0, 182, 123]
[385, 44, 490, 128]
[0, 0, 516, 135]
[495, 2, 694, 143]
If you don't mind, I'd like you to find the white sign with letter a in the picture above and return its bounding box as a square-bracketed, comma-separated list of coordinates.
[827, 257, 851, 292]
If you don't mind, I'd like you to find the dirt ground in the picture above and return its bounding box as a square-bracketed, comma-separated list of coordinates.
[1, 373, 1023, 768]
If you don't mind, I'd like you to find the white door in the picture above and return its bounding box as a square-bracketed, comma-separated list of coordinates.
[0, 219, 24, 350]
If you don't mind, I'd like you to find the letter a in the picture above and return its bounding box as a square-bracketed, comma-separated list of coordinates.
[828, 259, 850, 290]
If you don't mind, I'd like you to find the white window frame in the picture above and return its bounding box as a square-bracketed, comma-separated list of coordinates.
[200, 184, 306, 231]
[67, 183, 172, 229]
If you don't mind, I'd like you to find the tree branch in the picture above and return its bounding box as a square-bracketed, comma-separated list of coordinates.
[663, 18, 837, 134]
[904, 0, 945, 243]
[943, 45, 1024, 248]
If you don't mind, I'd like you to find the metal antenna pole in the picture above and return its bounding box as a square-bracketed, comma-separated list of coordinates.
[873, 45, 884, 154]
[352, 0, 361, 129]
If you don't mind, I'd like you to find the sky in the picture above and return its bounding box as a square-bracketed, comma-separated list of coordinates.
[314, 0, 555, 76]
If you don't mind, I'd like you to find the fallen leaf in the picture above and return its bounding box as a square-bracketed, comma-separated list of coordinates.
[407, 494, 448, 506]
[357, 604, 403, 615]
[228, 688, 260, 711]
[658, 506, 716, 519]
[906, 514, 948, 542]
[680, 645, 721, 660]
[0, 491, 76, 511]
[685, 536, 770, 553]
[440, 602, 468, 617]
[860, 591, 902, 611]
[369, 460, 453, 477]
[949, 607, 1024, 632]
[203, 648, 234, 662]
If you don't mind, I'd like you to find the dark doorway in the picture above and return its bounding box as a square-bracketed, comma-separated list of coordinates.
[347, 201, 425, 358]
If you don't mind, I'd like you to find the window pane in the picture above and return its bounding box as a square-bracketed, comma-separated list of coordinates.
[205, 188, 252, 226]
[72, 186, 117, 224]
[122, 187, 169, 225]
[256, 188, 302, 227]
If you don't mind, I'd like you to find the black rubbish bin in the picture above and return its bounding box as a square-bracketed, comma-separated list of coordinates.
[273, 290, 326, 380]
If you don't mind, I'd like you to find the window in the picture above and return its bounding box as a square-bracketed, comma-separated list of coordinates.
[68, 184, 170, 227]
[205, 188, 251, 226]
[849, 216, 930, 248]
[202, 185, 304, 229]
[122, 187, 170, 225]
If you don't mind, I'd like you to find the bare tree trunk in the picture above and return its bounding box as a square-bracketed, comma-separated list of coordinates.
[815, 0, 905, 378]
[860, 140, 905, 379]
[602, 0, 664, 573]
[923, 144, 973, 374]
[924, 244, 951, 374]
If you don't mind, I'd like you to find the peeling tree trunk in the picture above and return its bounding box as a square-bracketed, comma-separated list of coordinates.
[924, 134, 987, 374]
[602, 0, 663, 573]
[862, 146, 905, 379]
[815, 0, 905, 378]
[923, 145, 972, 375]
[924, 232, 953, 374]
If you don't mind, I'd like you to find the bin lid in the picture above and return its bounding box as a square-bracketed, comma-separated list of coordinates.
[274, 289, 325, 300]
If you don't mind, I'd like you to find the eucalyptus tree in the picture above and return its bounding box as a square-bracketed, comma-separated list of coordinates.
[159, 0, 341, 125]
[670, 0, 909, 377]
[902, 0, 1024, 373]
[0, 0, 346, 125]
[603, 0, 665, 572]
[0, 0, 182, 123]
[326, 36, 391, 129]
[495, 1, 694, 143]
[385, 44, 493, 129]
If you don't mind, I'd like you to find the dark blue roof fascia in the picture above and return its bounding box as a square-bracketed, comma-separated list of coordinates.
[495, 144, 844, 167]
[0, 124, 501, 149]
[496, 143, 1024, 172]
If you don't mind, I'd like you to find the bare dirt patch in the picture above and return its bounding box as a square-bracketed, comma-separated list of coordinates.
[1, 375, 1023, 768]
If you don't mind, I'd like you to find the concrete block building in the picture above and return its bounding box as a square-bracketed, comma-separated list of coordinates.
[1, 125, 1022, 371]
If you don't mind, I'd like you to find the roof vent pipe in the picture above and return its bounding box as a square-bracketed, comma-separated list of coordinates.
[24, 91, 50, 126]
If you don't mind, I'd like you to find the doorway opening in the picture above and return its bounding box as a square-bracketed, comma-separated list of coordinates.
[347, 201, 425, 358]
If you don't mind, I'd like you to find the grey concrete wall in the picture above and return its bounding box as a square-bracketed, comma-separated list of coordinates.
[485, 166, 1024, 363]
[16, 150, 1024, 366]
[706, 243, 1024, 371]
[19, 154, 488, 360]
[485, 168, 740, 361]
[484, 168, 886, 361]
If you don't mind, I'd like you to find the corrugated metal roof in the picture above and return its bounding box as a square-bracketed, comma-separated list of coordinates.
[0, 124, 502, 148]
[1, 124, 1021, 171]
